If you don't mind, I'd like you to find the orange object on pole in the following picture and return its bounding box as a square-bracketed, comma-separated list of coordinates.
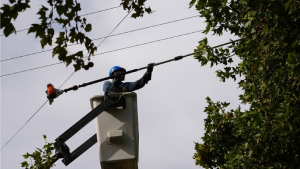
[47, 84, 56, 95]
[46, 83, 63, 105]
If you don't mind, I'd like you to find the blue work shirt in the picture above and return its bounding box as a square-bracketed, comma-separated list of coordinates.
[103, 77, 148, 93]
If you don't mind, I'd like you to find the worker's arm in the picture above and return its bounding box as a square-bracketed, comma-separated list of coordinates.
[103, 63, 154, 93]
[103, 79, 147, 93]
[103, 81, 113, 93]
[123, 78, 147, 92]
[123, 63, 155, 92]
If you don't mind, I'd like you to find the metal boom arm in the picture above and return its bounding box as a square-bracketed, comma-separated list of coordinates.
[51, 99, 112, 166]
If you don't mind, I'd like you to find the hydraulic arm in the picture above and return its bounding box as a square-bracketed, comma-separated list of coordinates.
[50, 88, 123, 166]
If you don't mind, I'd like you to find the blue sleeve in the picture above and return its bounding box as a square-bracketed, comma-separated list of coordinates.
[103, 81, 112, 93]
[103, 77, 147, 93]
[123, 77, 147, 92]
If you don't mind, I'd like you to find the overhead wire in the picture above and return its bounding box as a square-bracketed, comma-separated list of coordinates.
[0, 9, 132, 151]
[1, 15, 200, 62]
[0, 30, 238, 77]
[80, 6, 121, 17]
[1, 63, 61, 77]
[0, 6, 121, 36]
[90, 15, 200, 43]
[0, 101, 48, 151]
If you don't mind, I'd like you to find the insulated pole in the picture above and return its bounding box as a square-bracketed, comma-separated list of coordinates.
[62, 55, 189, 93]
[62, 39, 239, 93]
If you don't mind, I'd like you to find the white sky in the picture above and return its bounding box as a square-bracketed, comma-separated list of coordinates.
[1, 0, 244, 169]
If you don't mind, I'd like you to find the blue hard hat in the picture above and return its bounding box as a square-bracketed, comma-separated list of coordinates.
[109, 66, 126, 76]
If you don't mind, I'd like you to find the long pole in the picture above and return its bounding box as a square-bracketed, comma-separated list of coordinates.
[62, 39, 239, 93]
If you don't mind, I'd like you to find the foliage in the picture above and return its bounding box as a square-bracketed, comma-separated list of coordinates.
[120, 0, 152, 18]
[190, 0, 300, 168]
[5, 0, 300, 168]
[1, 0, 30, 36]
[0, 0, 152, 71]
[21, 135, 56, 169]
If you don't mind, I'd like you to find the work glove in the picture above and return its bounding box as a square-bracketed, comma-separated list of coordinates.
[147, 63, 155, 73]
[143, 63, 155, 84]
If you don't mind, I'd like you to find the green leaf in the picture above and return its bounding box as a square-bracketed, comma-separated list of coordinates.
[56, 5, 65, 16]
[284, 2, 290, 11]
[47, 28, 54, 36]
[48, 38, 52, 46]
[28, 26, 35, 34]
[77, 32, 85, 44]
[240, 113, 249, 118]
[145, 7, 151, 14]
[40, 36, 47, 49]
[21, 161, 29, 167]
[37, 148, 43, 152]
[22, 153, 30, 159]
[76, 51, 84, 58]
[73, 63, 81, 71]
[244, 20, 251, 28]
[12, 12, 18, 20]
[189, 0, 197, 8]
[85, 24, 92, 32]
[3, 23, 16, 37]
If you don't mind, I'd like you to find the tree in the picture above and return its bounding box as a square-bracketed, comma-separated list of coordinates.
[4, 0, 300, 168]
[189, 0, 300, 168]
[21, 135, 55, 169]
[1, 0, 152, 71]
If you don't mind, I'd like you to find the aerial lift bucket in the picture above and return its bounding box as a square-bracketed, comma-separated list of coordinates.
[90, 92, 139, 169]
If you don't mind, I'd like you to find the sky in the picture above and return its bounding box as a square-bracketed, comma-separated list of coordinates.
[1, 0, 244, 169]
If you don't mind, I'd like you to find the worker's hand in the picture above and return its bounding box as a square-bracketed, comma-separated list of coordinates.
[147, 63, 155, 73]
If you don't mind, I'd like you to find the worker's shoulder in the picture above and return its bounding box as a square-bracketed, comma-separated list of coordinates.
[104, 80, 112, 84]
[103, 81, 112, 86]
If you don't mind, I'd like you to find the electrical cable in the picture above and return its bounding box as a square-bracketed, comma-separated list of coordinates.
[90, 15, 200, 43]
[1, 15, 200, 62]
[0, 101, 48, 151]
[80, 6, 121, 17]
[95, 9, 133, 50]
[0, 10, 132, 151]
[1, 63, 62, 77]
[0, 6, 121, 36]
[1, 30, 237, 77]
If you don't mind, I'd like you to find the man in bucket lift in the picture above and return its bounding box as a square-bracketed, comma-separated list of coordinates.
[103, 63, 155, 93]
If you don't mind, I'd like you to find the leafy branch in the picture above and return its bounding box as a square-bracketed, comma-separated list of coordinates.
[1, 0, 153, 71]
[21, 135, 56, 169]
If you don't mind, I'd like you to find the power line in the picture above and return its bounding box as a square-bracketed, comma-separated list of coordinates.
[93, 30, 203, 56]
[1, 15, 200, 62]
[0, 6, 121, 36]
[1, 30, 202, 77]
[90, 15, 200, 42]
[80, 6, 121, 17]
[95, 9, 133, 50]
[0, 31, 239, 77]
[0, 10, 132, 151]
[0, 101, 48, 151]
[0, 63, 61, 77]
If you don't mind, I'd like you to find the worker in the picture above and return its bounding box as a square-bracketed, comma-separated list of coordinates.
[103, 63, 154, 93]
